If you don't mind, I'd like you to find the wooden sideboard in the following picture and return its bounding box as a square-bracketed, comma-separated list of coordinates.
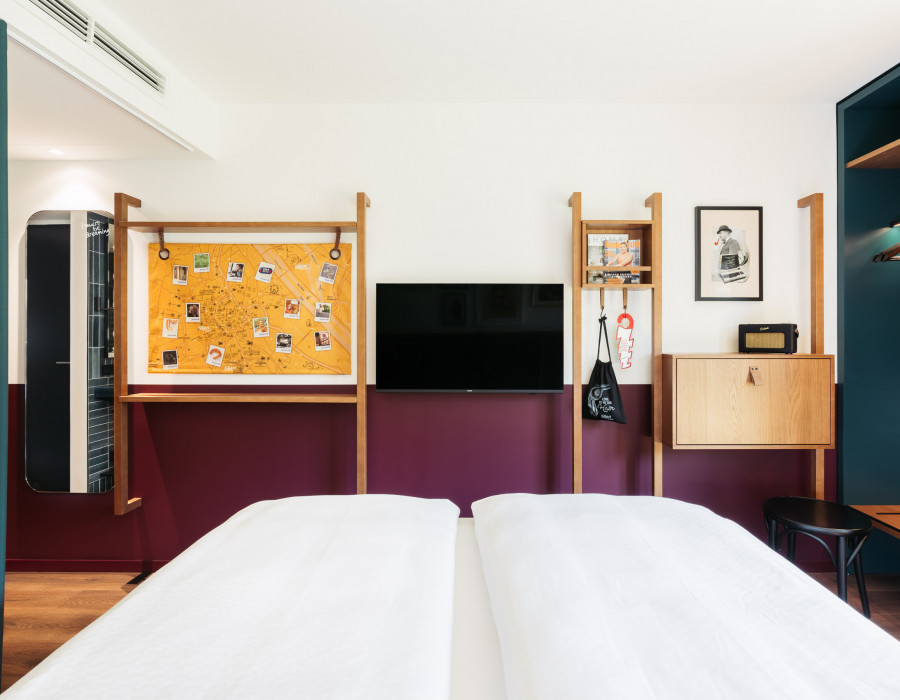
[662, 354, 834, 450]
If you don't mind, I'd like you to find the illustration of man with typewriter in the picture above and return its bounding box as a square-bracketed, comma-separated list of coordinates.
[712, 224, 750, 284]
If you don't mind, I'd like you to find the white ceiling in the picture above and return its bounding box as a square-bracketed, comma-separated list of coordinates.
[7, 39, 199, 160]
[96, 0, 900, 104]
[7, 0, 900, 160]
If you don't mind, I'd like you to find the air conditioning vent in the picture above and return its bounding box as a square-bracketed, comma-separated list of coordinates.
[28, 0, 89, 41]
[93, 24, 166, 95]
[26, 0, 167, 95]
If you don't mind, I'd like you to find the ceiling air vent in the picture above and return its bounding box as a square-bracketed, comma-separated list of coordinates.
[28, 0, 90, 41]
[92, 24, 167, 95]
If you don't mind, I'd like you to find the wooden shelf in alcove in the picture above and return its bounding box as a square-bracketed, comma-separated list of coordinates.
[119, 220, 358, 232]
[846, 136, 900, 169]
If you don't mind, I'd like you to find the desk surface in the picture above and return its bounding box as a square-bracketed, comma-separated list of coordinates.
[851, 505, 900, 538]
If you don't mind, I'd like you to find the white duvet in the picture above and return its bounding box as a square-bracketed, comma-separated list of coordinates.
[6, 495, 460, 700]
[473, 493, 900, 700]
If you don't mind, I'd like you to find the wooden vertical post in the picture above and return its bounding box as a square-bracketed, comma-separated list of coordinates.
[113, 193, 143, 515]
[798, 193, 825, 499]
[569, 193, 583, 494]
[646, 193, 664, 497]
[356, 193, 370, 495]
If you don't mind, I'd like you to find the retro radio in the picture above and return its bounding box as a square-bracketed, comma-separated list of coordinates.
[738, 324, 798, 354]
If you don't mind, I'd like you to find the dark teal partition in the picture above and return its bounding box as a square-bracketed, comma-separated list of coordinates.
[837, 64, 900, 572]
[0, 19, 8, 664]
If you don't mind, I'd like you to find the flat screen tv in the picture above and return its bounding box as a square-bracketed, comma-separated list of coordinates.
[376, 283, 564, 393]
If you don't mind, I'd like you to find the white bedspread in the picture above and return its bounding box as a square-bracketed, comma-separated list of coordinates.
[6, 495, 460, 700]
[473, 493, 900, 700]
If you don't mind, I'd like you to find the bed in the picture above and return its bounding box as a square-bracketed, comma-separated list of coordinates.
[473, 493, 900, 700]
[4, 495, 461, 700]
[7, 493, 900, 699]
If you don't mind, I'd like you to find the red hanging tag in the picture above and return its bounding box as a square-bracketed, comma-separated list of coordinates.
[616, 312, 634, 369]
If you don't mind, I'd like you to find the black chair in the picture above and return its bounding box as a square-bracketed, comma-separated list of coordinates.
[763, 496, 873, 618]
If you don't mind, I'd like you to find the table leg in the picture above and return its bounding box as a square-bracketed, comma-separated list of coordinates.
[836, 536, 848, 602]
[767, 517, 777, 549]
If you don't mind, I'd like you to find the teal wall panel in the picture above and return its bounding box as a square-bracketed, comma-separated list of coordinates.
[838, 67, 900, 572]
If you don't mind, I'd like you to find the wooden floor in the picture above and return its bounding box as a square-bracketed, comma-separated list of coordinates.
[2, 571, 900, 691]
[1, 572, 139, 692]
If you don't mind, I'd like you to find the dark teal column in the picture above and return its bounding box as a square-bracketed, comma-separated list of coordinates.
[0, 19, 9, 666]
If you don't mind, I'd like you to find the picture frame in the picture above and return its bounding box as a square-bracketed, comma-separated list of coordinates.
[695, 206, 763, 301]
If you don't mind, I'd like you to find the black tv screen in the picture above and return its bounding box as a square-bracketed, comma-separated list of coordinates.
[376, 283, 564, 393]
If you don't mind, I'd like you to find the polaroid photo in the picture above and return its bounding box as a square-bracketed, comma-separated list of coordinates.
[185, 303, 201, 323]
[162, 349, 179, 370]
[318, 262, 338, 284]
[205, 345, 225, 367]
[315, 302, 332, 323]
[252, 317, 270, 337]
[256, 262, 275, 283]
[162, 317, 179, 338]
[314, 330, 331, 351]
[226, 262, 245, 283]
[284, 298, 301, 319]
[193, 253, 210, 273]
[275, 333, 292, 353]
[172, 265, 188, 286]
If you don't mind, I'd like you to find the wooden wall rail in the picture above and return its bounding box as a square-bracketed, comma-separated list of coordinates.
[112, 193, 370, 515]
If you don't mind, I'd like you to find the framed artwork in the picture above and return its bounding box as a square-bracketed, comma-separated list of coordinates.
[695, 206, 762, 301]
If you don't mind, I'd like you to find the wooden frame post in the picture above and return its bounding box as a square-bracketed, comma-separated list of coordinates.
[113, 193, 143, 515]
[569, 193, 583, 494]
[798, 193, 825, 499]
[646, 193, 663, 496]
[356, 193, 370, 494]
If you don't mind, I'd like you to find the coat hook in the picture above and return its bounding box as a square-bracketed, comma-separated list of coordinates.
[329, 227, 342, 260]
[157, 228, 170, 260]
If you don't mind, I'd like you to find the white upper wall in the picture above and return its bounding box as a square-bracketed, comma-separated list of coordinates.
[3, 0, 220, 156]
[7, 101, 836, 385]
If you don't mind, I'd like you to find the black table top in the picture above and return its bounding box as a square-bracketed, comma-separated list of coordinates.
[763, 497, 872, 537]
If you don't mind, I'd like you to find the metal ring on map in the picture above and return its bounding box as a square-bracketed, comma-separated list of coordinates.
[158, 248, 170, 260]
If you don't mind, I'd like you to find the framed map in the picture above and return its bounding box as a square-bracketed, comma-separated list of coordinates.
[148, 242, 352, 374]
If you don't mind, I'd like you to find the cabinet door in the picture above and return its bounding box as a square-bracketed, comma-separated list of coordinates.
[675, 358, 832, 446]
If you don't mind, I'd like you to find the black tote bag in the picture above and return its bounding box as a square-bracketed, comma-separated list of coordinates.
[582, 315, 626, 424]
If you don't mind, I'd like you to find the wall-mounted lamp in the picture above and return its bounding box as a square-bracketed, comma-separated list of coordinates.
[873, 220, 900, 261]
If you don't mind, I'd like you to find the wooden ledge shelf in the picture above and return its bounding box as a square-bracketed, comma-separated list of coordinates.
[586, 266, 652, 272]
[120, 393, 357, 404]
[583, 283, 654, 290]
[846, 137, 900, 169]
[119, 221, 358, 232]
[583, 220, 653, 230]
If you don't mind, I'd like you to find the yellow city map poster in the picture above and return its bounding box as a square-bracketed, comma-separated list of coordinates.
[148, 242, 352, 374]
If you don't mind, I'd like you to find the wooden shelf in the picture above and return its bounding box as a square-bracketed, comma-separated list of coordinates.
[583, 283, 654, 290]
[120, 393, 357, 404]
[120, 220, 358, 232]
[583, 220, 652, 230]
[846, 137, 900, 169]
[585, 266, 651, 272]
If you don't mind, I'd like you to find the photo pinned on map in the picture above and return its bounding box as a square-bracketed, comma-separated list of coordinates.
[275, 333, 292, 353]
[185, 303, 201, 322]
[255, 262, 275, 283]
[162, 349, 179, 369]
[206, 345, 225, 367]
[318, 262, 338, 284]
[194, 253, 210, 273]
[252, 317, 270, 337]
[226, 262, 245, 283]
[315, 302, 331, 323]
[284, 298, 300, 319]
[162, 318, 179, 338]
[172, 265, 188, 285]
[315, 330, 331, 351]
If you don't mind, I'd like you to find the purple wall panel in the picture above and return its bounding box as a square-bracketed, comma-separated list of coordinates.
[6, 383, 835, 570]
